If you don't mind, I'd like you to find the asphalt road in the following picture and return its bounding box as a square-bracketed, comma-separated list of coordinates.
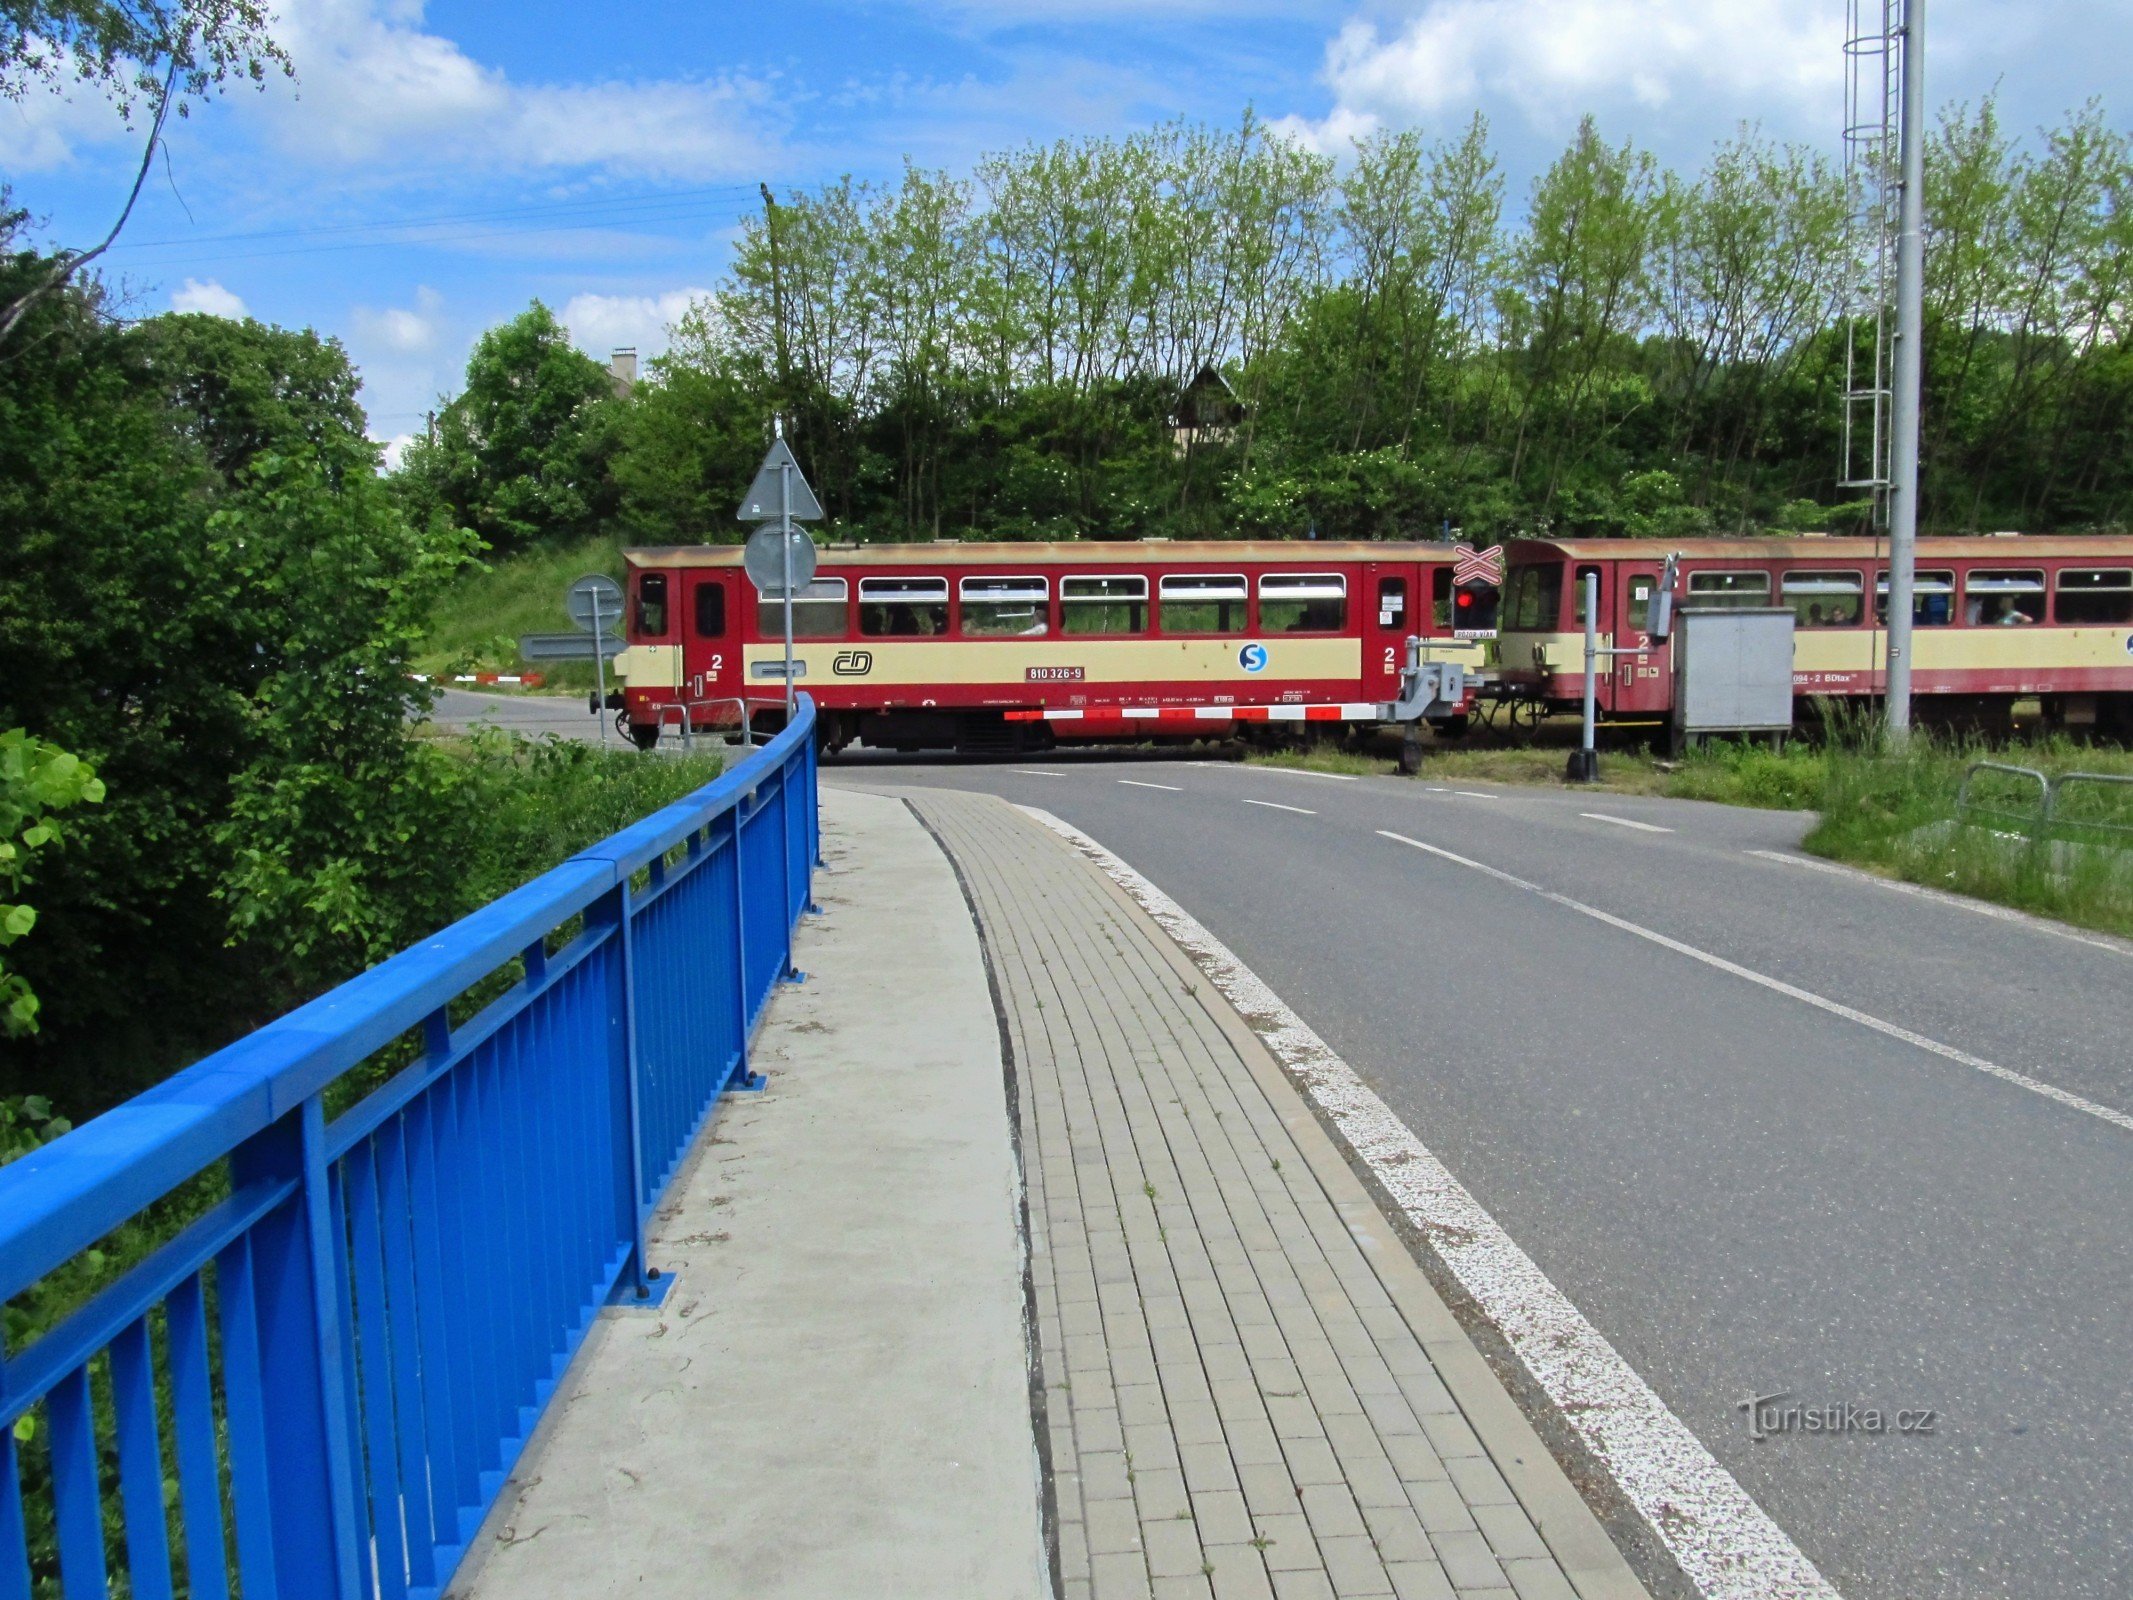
[820, 745, 2133, 1600]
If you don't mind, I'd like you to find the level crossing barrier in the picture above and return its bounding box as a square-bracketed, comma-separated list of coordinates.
[0, 697, 821, 1600]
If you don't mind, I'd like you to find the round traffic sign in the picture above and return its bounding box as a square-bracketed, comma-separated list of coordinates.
[743, 522, 819, 595]
[565, 574, 626, 633]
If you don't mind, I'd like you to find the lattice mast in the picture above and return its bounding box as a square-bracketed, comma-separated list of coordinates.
[1841, 0, 1925, 732]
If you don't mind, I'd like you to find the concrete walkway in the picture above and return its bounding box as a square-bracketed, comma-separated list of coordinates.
[447, 787, 1047, 1600]
[900, 790, 1647, 1600]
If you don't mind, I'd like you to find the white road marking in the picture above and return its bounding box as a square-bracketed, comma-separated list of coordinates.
[1023, 807, 1839, 1600]
[1383, 830, 2133, 1137]
[1011, 769, 1066, 778]
[1118, 779, 1183, 792]
[1259, 767, 1360, 782]
[1745, 848, 2133, 959]
[1453, 791, 1499, 801]
[1240, 798, 1316, 816]
[1424, 786, 1450, 792]
[1581, 812, 1674, 834]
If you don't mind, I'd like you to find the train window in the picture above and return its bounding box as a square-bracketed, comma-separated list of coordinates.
[1628, 576, 1654, 630]
[635, 572, 669, 638]
[1964, 569, 2045, 627]
[1572, 564, 1603, 623]
[1782, 571, 1864, 628]
[1259, 573, 1346, 632]
[1429, 570, 1451, 627]
[693, 582, 726, 638]
[1685, 571, 1771, 609]
[756, 576, 848, 639]
[2054, 569, 2133, 625]
[1874, 570, 1955, 626]
[859, 576, 950, 636]
[1061, 575, 1147, 634]
[1504, 565, 1562, 631]
[1160, 573, 1248, 634]
[961, 575, 1049, 637]
[1378, 576, 1408, 628]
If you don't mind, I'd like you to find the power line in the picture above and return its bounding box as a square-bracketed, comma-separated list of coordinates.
[108, 179, 811, 259]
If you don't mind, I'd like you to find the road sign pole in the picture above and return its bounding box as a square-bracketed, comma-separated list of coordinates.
[1569, 571, 1600, 784]
[592, 607, 610, 747]
[780, 456, 795, 717]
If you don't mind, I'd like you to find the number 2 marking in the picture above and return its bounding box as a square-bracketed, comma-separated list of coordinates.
[1383, 646, 1397, 672]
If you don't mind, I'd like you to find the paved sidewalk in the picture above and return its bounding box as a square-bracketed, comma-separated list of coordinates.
[448, 788, 1046, 1600]
[903, 789, 1646, 1600]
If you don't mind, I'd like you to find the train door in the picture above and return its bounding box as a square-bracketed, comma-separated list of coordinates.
[1609, 558, 1670, 716]
[682, 570, 736, 722]
[1366, 563, 1415, 699]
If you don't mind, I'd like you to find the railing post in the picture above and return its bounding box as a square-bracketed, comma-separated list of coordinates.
[591, 884, 654, 1300]
[728, 802, 758, 1089]
[227, 1101, 365, 1600]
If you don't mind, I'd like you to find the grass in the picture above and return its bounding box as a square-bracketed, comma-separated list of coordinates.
[1805, 734, 2133, 939]
[419, 534, 626, 694]
[1246, 731, 1816, 803]
[1252, 723, 2133, 937]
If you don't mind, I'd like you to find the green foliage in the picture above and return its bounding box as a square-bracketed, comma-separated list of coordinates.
[406, 96, 2127, 549]
[395, 301, 621, 555]
[1, 1, 287, 117]
[0, 245, 475, 1102]
[418, 532, 624, 682]
[0, 731, 104, 1036]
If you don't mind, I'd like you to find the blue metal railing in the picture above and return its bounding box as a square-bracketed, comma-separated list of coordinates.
[0, 697, 821, 1600]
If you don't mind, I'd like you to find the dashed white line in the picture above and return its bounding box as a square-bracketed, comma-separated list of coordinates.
[1010, 769, 1066, 777]
[1581, 812, 1674, 834]
[1745, 848, 2133, 959]
[1118, 779, 1183, 792]
[1240, 798, 1316, 816]
[1453, 790, 1499, 801]
[1381, 829, 2133, 1136]
[1258, 767, 1360, 782]
[1024, 807, 1839, 1600]
[1424, 786, 1450, 792]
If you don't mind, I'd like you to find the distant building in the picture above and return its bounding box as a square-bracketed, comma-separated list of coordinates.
[608, 347, 639, 398]
[1169, 365, 1246, 455]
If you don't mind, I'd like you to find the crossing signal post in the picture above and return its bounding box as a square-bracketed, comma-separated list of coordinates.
[1449, 543, 1504, 640]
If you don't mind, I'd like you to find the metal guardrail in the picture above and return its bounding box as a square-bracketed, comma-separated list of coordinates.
[0, 696, 821, 1600]
[1954, 761, 2050, 835]
[658, 696, 785, 752]
[1955, 761, 2133, 849]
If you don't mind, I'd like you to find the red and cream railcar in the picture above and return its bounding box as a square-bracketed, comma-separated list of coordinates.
[613, 540, 1496, 753]
[1495, 535, 2133, 733]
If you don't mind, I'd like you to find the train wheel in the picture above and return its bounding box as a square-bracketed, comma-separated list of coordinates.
[625, 718, 659, 752]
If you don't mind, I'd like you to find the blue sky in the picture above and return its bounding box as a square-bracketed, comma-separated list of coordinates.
[6, 0, 2127, 455]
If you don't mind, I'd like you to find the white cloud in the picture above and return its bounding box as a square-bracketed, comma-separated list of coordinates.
[560, 289, 711, 361]
[353, 285, 445, 354]
[1295, 0, 1841, 144]
[260, 0, 778, 178]
[170, 278, 249, 317]
[378, 431, 418, 470]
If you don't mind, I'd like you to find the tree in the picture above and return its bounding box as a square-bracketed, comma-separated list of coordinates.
[0, 0, 289, 345]
[0, 731, 104, 1037]
[612, 306, 771, 540]
[0, 246, 473, 1100]
[395, 301, 620, 554]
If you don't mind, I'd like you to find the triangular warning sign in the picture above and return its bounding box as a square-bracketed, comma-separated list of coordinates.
[736, 437, 825, 522]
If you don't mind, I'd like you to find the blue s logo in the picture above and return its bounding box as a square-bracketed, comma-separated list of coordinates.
[1238, 643, 1268, 673]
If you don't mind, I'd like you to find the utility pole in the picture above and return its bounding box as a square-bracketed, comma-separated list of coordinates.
[1884, 0, 1926, 739]
[760, 182, 792, 411]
